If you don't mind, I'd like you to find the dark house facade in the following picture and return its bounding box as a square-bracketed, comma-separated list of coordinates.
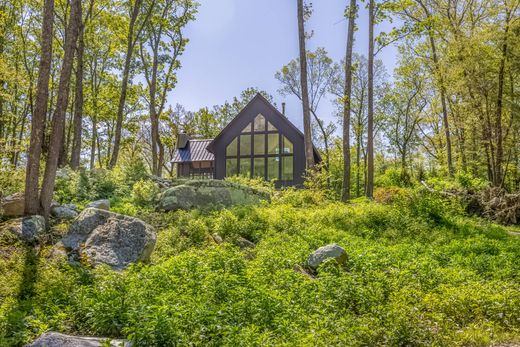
[172, 94, 320, 186]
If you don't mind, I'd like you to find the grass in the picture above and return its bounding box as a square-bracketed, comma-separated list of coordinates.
[1, 188, 520, 346]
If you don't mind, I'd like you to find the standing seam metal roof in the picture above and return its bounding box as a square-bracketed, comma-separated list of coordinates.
[171, 139, 214, 163]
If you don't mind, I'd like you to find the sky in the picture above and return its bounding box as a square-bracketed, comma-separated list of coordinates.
[170, 0, 399, 131]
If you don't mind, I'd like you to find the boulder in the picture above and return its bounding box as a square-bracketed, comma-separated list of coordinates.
[86, 199, 110, 211]
[157, 179, 269, 211]
[212, 233, 223, 245]
[27, 332, 132, 347]
[62, 208, 156, 270]
[1, 192, 25, 217]
[51, 205, 79, 220]
[236, 237, 255, 249]
[1, 215, 45, 244]
[307, 244, 347, 270]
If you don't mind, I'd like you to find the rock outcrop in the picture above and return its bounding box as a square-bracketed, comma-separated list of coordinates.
[307, 244, 347, 270]
[51, 205, 79, 220]
[86, 199, 110, 211]
[0, 192, 25, 217]
[26, 332, 132, 347]
[1, 215, 45, 244]
[62, 208, 156, 270]
[157, 179, 269, 211]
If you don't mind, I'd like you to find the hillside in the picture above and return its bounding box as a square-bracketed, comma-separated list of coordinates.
[1, 178, 519, 346]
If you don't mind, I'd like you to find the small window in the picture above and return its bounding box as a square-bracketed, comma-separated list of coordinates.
[226, 158, 238, 176]
[242, 123, 251, 133]
[254, 134, 265, 155]
[226, 138, 237, 156]
[282, 136, 293, 154]
[267, 133, 279, 154]
[253, 158, 265, 178]
[253, 114, 266, 132]
[267, 157, 279, 180]
[267, 121, 277, 131]
[239, 158, 251, 177]
[240, 135, 251, 156]
[281, 156, 293, 181]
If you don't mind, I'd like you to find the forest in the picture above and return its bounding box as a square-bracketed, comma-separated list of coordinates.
[1, 0, 520, 346]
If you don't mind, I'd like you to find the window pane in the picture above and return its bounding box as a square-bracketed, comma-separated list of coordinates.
[267, 157, 279, 180]
[281, 156, 293, 181]
[242, 123, 251, 133]
[282, 136, 293, 154]
[239, 158, 251, 177]
[253, 158, 265, 178]
[226, 159, 237, 177]
[226, 138, 237, 156]
[267, 121, 277, 131]
[253, 114, 266, 132]
[267, 133, 279, 154]
[253, 134, 265, 155]
[240, 135, 251, 156]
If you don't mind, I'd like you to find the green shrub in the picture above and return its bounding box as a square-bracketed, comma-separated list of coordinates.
[131, 180, 159, 207]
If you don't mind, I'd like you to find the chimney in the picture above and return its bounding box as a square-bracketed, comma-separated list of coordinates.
[281, 102, 286, 116]
[177, 133, 189, 149]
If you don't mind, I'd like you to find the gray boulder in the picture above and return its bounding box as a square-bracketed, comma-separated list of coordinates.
[87, 199, 110, 210]
[51, 205, 79, 220]
[62, 208, 156, 270]
[307, 244, 347, 270]
[1, 215, 45, 244]
[26, 332, 131, 347]
[1, 192, 25, 217]
[236, 237, 255, 249]
[157, 179, 269, 211]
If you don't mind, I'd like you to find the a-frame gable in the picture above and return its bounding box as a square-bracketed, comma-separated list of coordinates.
[207, 93, 309, 154]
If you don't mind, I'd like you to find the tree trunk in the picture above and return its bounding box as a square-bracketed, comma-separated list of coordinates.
[70, 20, 85, 169]
[39, 0, 81, 221]
[109, 0, 143, 169]
[341, 0, 357, 202]
[24, 0, 54, 215]
[366, 0, 374, 199]
[297, 0, 315, 169]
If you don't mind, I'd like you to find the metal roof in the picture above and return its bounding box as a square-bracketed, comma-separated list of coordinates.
[172, 139, 214, 163]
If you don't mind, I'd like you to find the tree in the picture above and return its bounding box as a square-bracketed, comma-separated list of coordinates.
[109, 0, 155, 169]
[275, 47, 339, 179]
[367, 0, 375, 198]
[341, 0, 357, 201]
[24, 0, 54, 215]
[39, 0, 82, 220]
[296, 0, 315, 169]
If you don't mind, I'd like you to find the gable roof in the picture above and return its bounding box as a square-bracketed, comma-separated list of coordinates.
[172, 139, 214, 163]
[206, 93, 321, 160]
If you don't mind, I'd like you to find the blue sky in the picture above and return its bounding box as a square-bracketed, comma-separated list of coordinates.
[171, 0, 399, 130]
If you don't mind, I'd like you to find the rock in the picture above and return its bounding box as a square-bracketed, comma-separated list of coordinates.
[62, 203, 79, 212]
[235, 237, 255, 249]
[51, 205, 79, 220]
[307, 244, 347, 270]
[62, 208, 156, 270]
[212, 233, 223, 244]
[1, 215, 45, 244]
[157, 179, 270, 211]
[27, 332, 132, 347]
[1, 192, 25, 217]
[87, 199, 110, 210]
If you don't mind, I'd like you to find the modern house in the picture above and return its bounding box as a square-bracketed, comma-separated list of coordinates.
[172, 93, 320, 186]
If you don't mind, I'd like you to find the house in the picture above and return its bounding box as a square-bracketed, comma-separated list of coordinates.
[172, 93, 321, 186]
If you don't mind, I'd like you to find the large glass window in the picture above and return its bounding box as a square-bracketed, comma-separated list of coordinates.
[281, 156, 293, 181]
[224, 115, 294, 183]
[267, 134, 279, 154]
[254, 134, 265, 155]
[239, 158, 251, 177]
[226, 138, 237, 156]
[226, 158, 238, 176]
[240, 135, 251, 156]
[254, 158, 265, 178]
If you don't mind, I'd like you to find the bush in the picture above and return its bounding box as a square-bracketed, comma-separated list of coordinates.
[131, 180, 159, 207]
